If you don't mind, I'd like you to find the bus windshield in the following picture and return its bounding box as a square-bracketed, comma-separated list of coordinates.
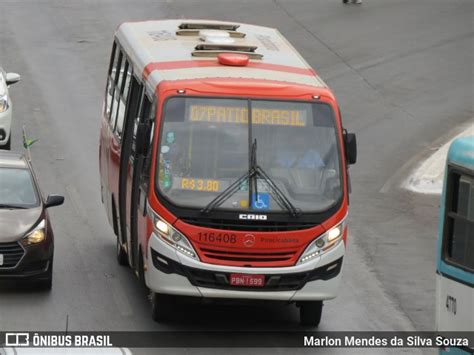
[156, 97, 342, 213]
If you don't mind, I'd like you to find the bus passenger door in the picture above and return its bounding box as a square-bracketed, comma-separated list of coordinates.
[118, 71, 142, 268]
[107, 48, 131, 254]
[131, 94, 154, 273]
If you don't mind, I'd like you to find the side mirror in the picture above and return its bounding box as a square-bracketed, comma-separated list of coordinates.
[6, 73, 21, 86]
[45, 195, 65, 208]
[344, 132, 357, 165]
[135, 122, 148, 156]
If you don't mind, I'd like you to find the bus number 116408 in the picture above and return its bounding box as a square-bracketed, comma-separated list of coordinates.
[197, 232, 237, 244]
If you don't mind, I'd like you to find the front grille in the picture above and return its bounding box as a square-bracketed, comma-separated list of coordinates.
[0, 242, 25, 268]
[181, 217, 317, 232]
[185, 258, 343, 291]
[150, 248, 343, 292]
[200, 247, 297, 263]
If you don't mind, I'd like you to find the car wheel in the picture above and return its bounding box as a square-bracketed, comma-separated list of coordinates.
[299, 301, 323, 327]
[37, 259, 53, 291]
[116, 235, 128, 266]
[3, 135, 11, 150]
[151, 292, 174, 322]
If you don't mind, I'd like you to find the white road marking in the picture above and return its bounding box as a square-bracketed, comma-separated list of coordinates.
[403, 122, 473, 194]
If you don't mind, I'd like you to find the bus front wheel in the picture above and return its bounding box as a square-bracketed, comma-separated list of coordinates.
[299, 301, 323, 327]
[151, 292, 174, 322]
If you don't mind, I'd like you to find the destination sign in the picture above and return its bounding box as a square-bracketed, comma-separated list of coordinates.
[189, 105, 307, 127]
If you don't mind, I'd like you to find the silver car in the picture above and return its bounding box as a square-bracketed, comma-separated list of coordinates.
[0, 67, 21, 150]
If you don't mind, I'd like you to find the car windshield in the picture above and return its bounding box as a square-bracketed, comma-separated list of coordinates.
[156, 97, 342, 213]
[0, 168, 39, 208]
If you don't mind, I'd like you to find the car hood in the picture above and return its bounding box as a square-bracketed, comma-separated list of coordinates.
[0, 207, 43, 242]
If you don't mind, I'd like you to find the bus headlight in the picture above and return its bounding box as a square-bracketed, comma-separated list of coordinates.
[0, 94, 8, 113]
[21, 220, 46, 246]
[155, 220, 169, 235]
[148, 207, 198, 260]
[298, 220, 346, 264]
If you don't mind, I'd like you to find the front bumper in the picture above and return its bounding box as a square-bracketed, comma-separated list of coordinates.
[0, 238, 53, 279]
[145, 232, 345, 301]
[0, 107, 12, 146]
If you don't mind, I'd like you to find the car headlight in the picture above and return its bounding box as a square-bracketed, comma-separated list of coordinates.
[298, 219, 346, 264]
[0, 94, 8, 113]
[21, 220, 46, 246]
[147, 206, 198, 260]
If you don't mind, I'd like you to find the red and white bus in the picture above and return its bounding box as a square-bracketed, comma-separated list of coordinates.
[99, 19, 357, 326]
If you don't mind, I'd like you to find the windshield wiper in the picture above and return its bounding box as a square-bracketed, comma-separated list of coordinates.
[248, 139, 300, 217]
[0, 204, 27, 209]
[202, 139, 300, 217]
[201, 171, 251, 215]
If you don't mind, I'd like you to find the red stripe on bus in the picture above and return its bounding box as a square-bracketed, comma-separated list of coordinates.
[143, 60, 317, 79]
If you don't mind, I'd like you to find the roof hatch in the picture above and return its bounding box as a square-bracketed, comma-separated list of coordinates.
[176, 22, 245, 38]
[178, 22, 240, 31]
[192, 43, 263, 59]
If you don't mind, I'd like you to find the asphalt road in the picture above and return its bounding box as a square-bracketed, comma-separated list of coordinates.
[0, 0, 472, 354]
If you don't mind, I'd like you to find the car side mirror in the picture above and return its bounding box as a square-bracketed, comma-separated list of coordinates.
[344, 132, 357, 165]
[45, 195, 65, 208]
[6, 72, 21, 86]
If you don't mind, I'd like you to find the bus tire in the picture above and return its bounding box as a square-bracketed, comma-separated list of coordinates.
[116, 235, 128, 266]
[151, 292, 174, 322]
[299, 301, 323, 327]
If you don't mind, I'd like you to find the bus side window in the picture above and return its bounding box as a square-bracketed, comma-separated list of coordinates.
[115, 58, 131, 138]
[443, 171, 474, 271]
[105, 42, 119, 121]
[110, 51, 123, 133]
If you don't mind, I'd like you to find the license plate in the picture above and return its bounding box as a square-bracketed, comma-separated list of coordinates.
[229, 273, 265, 287]
[0, 254, 3, 266]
